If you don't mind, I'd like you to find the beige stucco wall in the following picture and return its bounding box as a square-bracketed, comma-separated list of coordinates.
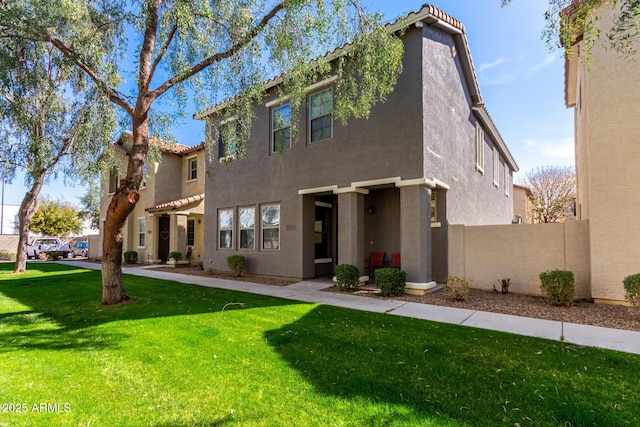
[88, 234, 102, 260]
[571, 4, 640, 302]
[0, 235, 19, 253]
[448, 221, 591, 298]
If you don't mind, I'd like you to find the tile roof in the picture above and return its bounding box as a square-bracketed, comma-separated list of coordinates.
[113, 131, 201, 155]
[145, 193, 205, 213]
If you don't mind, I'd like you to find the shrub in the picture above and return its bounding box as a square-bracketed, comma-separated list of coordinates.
[335, 264, 361, 292]
[0, 250, 16, 261]
[445, 276, 471, 301]
[168, 251, 182, 262]
[44, 251, 62, 261]
[227, 255, 246, 277]
[376, 267, 406, 297]
[495, 278, 510, 294]
[623, 273, 640, 312]
[539, 270, 575, 306]
[123, 251, 138, 264]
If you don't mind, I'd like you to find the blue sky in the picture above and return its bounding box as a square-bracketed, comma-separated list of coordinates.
[2, 0, 574, 206]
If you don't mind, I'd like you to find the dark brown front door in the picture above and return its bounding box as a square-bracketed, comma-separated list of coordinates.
[158, 216, 170, 263]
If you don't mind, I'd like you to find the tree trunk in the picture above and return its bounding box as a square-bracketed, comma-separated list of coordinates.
[13, 176, 44, 274]
[101, 119, 149, 305]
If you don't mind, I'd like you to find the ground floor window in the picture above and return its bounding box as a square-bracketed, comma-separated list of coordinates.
[187, 219, 195, 246]
[219, 209, 234, 249]
[138, 218, 146, 248]
[261, 204, 280, 250]
[239, 207, 255, 249]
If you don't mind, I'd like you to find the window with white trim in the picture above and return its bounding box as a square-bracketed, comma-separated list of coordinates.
[188, 156, 197, 181]
[261, 204, 280, 250]
[108, 168, 118, 194]
[218, 209, 234, 249]
[493, 148, 500, 188]
[272, 104, 291, 152]
[475, 123, 485, 174]
[239, 207, 255, 249]
[309, 88, 333, 142]
[138, 218, 146, 248]
[504, 167, 510, 197]
[218, 121, 239, 160]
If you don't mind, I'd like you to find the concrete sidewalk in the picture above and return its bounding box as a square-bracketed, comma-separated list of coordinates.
[62, 261, 640, 355]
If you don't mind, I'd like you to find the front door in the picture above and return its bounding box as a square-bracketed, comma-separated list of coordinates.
[314, 198, 336, 276]
[158, 216, 170, 263]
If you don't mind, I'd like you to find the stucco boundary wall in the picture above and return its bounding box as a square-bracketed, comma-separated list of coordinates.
[448, 221, 591, 298]
[88, 235, 102, 260]
[0, 235, 19, 253]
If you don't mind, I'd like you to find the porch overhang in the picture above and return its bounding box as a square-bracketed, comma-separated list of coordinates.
[145, 193, 205, 214]
[298, 176, 448, 196]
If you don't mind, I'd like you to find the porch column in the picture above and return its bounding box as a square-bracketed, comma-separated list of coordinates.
[400, 184, 432, 283]
[337, 191, 366, 274]
[169, 213, 188, 257]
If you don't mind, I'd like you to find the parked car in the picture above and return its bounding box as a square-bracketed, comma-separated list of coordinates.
[72, 241, 88, 258]
[27, 238, 72, 259]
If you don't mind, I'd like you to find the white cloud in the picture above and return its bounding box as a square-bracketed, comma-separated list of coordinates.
[528, 55, 556, 74]
[539, 137, 575, 159]
[479, 58, 504, 73]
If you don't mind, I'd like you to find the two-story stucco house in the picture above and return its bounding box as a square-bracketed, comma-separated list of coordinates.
[195, 4, 518, 286]
[564, 1, 640, 303]
[98, 132, 206, 264]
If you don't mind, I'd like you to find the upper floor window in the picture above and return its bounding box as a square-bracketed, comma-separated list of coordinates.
[188, 156, 198, 181]
[475, 123, 485, 175]
[218, 121, 239, 160]
[272, 104, 291, 152]
[141, 164, 147, 188]
[309, 88, 333, 142]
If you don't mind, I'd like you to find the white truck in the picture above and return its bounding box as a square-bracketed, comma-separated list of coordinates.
[26, 238, 72, 259]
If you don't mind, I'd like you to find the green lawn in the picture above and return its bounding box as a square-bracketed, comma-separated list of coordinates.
[1, 263, 639, 427]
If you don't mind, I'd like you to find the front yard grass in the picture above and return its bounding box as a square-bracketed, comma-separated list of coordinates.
[1, 262, 639, 426]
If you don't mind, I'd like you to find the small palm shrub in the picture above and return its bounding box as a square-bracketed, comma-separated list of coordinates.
[123, 251, 138, 264]
[623, 273, 640, 313]
[227, 255, 246, 277]
[335, 264, 360, 292]
[376, 268, 406, 296]
[445, 276, 471, 301]
[539, 270, 575, 306]
[168, 251, 182, 262]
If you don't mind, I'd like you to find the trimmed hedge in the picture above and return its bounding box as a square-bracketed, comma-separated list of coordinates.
[539, 270, 575, 306]
[375, 268, 406, 296]
[445, 276, 471, 301]
[623, 273, 640, 312]
[227, 255, 246, 277]
[123, 251, 138, 264]
[169, 251, 182, 262]
[335, 264, 360, 292]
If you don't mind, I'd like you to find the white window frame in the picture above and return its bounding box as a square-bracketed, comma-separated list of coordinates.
[239, 206, 255, 250]
[504, 167, 510, 197]
[138, 218, 146, 248]
[272, 104, 291, 152]
[187, 156, 198, 182]
[309, 88, 333, 143]
[493, 147, 500, 188]
[475, 123, 485, 175]
[108, 168, 119, 194]
[218, 208, 234, 250]
[261, 204, 280, 250]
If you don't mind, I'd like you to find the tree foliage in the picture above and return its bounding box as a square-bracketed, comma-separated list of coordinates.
[521, 165, 576, 223]
[30, 197, 83, 237]
[0, 0, 404, 304]
[79, 179, 100, 231]
[502, 0, 639, 58]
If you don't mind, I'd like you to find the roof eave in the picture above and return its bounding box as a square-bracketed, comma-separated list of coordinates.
[472, 105, 519, 172]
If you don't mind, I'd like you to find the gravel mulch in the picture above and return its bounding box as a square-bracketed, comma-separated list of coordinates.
[148, 265, 640, 332]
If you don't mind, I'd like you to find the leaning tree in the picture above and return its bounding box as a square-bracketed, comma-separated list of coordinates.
[0, 32, 115, 274]
[0, 0, 404, 304]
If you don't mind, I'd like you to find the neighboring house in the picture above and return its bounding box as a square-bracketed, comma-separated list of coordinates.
[564, 2, 640, 303]
[0, 204, 19, 235]
[98, 132, 206, 264]
[512, 184, 533, 224]
[194, 4, 518, 286]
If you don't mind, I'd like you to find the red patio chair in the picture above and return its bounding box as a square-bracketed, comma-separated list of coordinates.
[367, 251, 385, 278]
[391, 252, 401, 269]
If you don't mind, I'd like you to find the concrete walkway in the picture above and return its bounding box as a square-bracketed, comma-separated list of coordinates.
[62, 261, 640, 355]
